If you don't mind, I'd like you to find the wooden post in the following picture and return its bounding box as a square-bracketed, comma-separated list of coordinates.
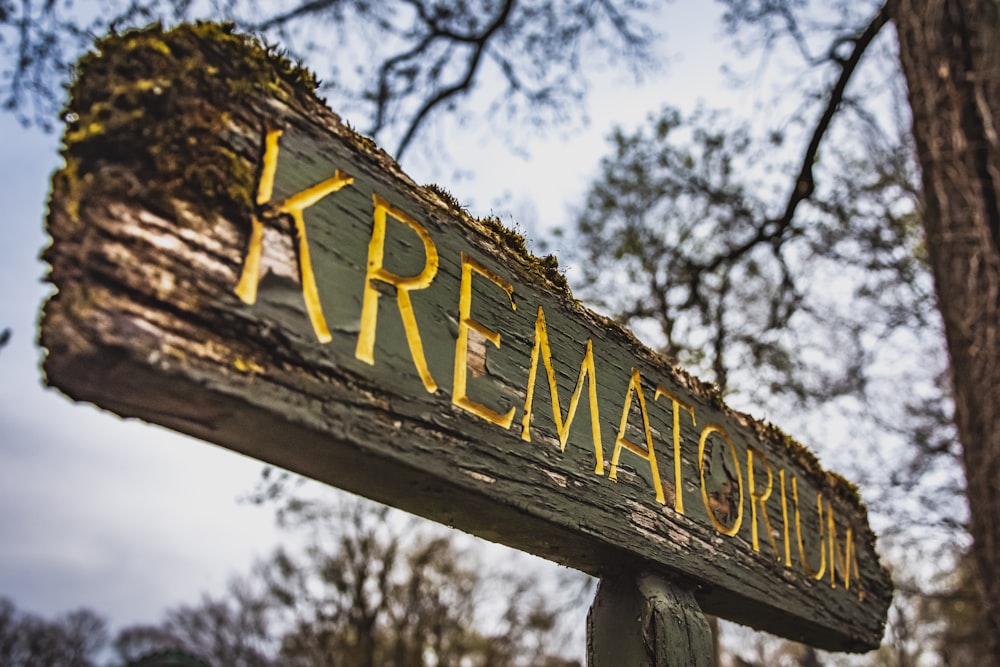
[588, 573, 715, 666]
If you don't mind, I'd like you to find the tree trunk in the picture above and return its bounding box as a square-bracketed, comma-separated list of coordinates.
[894, 1, 1000, 664]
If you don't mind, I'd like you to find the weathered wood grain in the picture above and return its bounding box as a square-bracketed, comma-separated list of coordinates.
[40, 23, 891, 650]
[588, 574, 716, 666]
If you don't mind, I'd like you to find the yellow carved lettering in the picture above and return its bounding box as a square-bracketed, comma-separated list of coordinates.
[828, 504, 864, 599]
[521, 307, 604, 474]
[779, 468, 792, 567]
[235, 127, 354, 344]
[610, 369, 665, 505]
[698, 424, 744, 537]
[653, 386, 696, 514]
[255, 126, 281, 206]
[356, 195, 439, 393]
[453, 253, 516, 427]
[234, 214, 265, 304]
[792, 476, 827, 580]
[747, 447, 780, 558]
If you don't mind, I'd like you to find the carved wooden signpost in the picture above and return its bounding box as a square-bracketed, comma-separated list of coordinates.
[41, 24, 891, 664]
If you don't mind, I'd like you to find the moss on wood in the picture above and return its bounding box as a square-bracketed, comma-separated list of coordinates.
[58, 22, 317, 225]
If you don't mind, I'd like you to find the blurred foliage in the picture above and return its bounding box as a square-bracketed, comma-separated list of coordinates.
[0, 0, 656, 158]
[258, 490, 567, 665]
[0, 598, 108, 666]
[0, 488, 586, 666]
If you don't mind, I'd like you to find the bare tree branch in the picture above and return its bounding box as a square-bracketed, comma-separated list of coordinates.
[391, 0, 516, 158]
[778, 3, 891, 233]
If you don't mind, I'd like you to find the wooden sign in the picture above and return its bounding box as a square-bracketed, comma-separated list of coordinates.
[41, 24, 891, 651]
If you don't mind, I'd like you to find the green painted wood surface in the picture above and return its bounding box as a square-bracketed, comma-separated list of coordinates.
[40, 23, 891, 651]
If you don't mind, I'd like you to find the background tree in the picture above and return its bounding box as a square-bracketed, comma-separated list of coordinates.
[710, 2, 1000, 662]
[893, 2, 1000, 662]
[1, 0, 656, 159]
[156, 582, 277, 667]
[0, 597, 108, 667]
[558, 0, 1000, 663]
[0, 491, 582, 666]
[256, 486, 582, 667]
[103, 483, 585, 667]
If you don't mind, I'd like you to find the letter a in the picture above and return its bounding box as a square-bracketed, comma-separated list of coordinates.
[610, 369, 666, 505]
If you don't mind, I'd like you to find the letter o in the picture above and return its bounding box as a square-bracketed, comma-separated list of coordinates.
[698, 424, 745, 537]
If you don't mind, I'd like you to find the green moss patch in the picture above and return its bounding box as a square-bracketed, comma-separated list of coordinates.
[59, 22, 318, 224]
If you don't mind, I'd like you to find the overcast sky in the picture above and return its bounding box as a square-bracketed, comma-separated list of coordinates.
[0, 0, 740, 635]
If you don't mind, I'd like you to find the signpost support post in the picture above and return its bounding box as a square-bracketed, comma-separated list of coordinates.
[589, 574, 715, 666]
